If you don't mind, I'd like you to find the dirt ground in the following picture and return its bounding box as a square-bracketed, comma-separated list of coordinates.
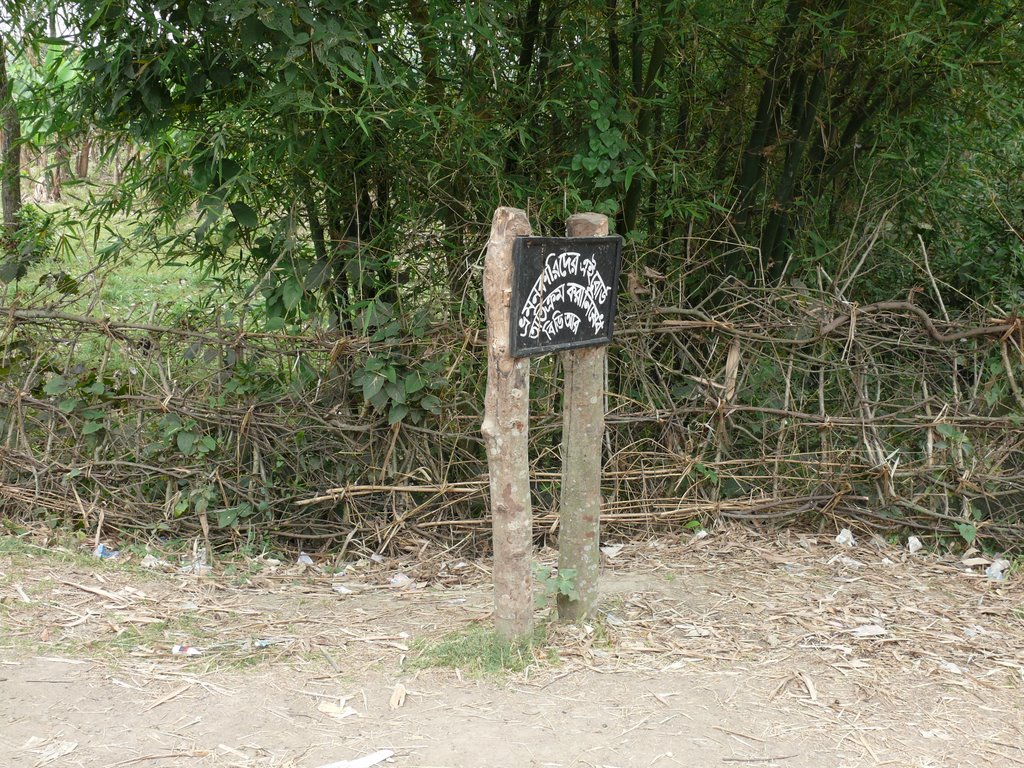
[1, 528, 1022, 768]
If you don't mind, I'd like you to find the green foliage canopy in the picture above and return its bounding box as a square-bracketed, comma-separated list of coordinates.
[23, 0, 1024, 310]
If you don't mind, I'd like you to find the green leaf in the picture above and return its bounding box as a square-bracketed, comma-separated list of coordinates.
[369, 387, 389, 410]
[176, 431, 197, 455]
[229, 201, 258, 229]
[955, 522, 977, 546]
[405, 372, 426, 394]
[161, 413, 182, 430]
[0, 258, 26, 283]
[304, 258, 330, 290]
[82, 421, 104, 434]
[694, 461, 719, 483]
[362, 373, 385, 401]
[54, 273, 79, 294]
[241, 16, 264, 46]
[624, 165, 636, 191]
[199, 435, 217, 452]
[281, 278, 303, 311]
[385, 381, 405, 404]
[43, 375, 70, 396]
[140, 82, 165, 114]
[388, 403, 409, 424]
[187, 2, 205, 25]
[59, 398, 80, 413]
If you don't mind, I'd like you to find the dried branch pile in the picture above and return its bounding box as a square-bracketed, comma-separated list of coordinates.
[2, 277, 1022, 553]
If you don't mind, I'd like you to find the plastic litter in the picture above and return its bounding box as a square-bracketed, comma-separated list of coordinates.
[388, 572, 414, 589]
[317, 698, 358, 720]
[171, 644, 203, 656]
[691, 529, 709, 541]
[332, 584, 355, 595]
[985, 559, 1011, 581]
[849, 624, 887, 638]
[297, 551, 315, 566]
[600, 543, 624, 559]
[140, 554, 171, 570]
[253, 638, 288, 649]
[20, 738, 78, 763]
[908, 536, 923, 554]
[178, 547, 211, 575]
[315, 750, 394, 768]
[834, 528, 855, 548]
[673, 623, 712, 638]
[827, 554, 864, 568]
[93, 544, 119, 559]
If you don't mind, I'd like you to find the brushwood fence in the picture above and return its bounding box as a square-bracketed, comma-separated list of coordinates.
[1, 280, 1023, 554]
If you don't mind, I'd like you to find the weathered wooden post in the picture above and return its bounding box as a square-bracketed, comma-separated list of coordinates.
[557, 213, 609, 621]
[482, 207, 534, 641]
[490, 209, 621, 631]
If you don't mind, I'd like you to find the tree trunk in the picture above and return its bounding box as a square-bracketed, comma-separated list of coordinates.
[730, 0, 804, 230]
[482, 206, 534, 642]
[557, 213, 609, 621]
[326, 215, 352, 332]
[762, 66, 826, 275]
[48, 146, 68, 202]
[607, 0, 620, 89]
[622, 0, 669, 234]
[1, 40, 22, 232]
[75, 134, 92, 179]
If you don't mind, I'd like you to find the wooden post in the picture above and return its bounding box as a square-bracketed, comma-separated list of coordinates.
[482, 207, 534, 641]
[557, 213, 609, 621]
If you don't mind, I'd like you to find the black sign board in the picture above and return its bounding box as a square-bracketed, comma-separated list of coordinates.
[509, 236, 623, 358]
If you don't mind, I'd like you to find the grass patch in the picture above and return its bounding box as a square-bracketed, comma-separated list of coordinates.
[410, 626, 541, 677]
[0, 532, 142, 573]
[0, 534, 36, 557]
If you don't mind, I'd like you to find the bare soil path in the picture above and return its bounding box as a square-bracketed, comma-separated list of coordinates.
[1, 529, 1022, 767]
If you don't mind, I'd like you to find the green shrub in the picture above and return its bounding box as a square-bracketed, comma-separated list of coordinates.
[1, 204, 55, 282]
